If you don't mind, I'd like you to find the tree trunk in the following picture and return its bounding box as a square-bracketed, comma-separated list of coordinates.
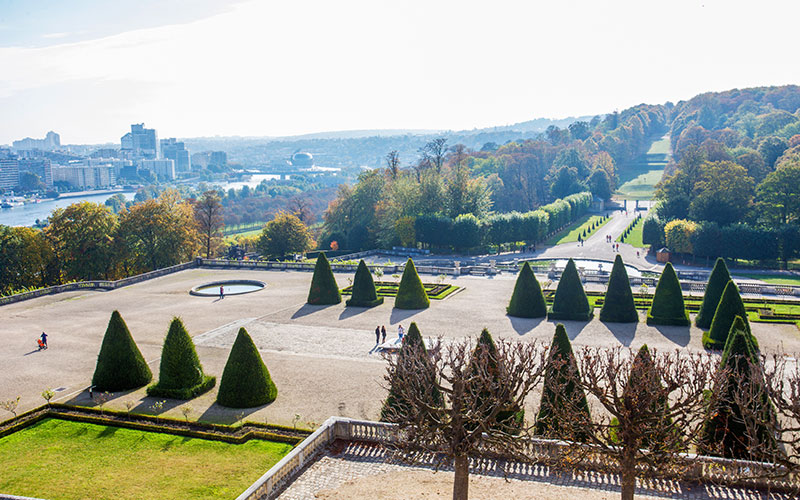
[620, 455, 636, 500]
[453, 454, 469, 500]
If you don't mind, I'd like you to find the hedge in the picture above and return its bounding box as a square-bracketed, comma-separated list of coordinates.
[307, 252, 341, 305]
[216, 328, 278, 408]
[506, 262, 547, 318]
[548, 258, 593, 321]
[416, 192, 592, 249]
[468, 328, 524, 433]
[646, 263, 690, 326]
[394, 259, 430, 309]
[704, 281, 756, 350]
[147, 318, 215, 400]
[92, 310, 153, 392]
[345, 259, 384, 307]
[695, 258, 731, 329]
[536, 323, 590, 440]
[700, 319, 777, 460]
[599, 255, 639, 323]
[381, 322, 441, 422]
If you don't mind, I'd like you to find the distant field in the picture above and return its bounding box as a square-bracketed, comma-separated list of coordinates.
[0, 419, 292, 500]
[616, 135, 670, 200]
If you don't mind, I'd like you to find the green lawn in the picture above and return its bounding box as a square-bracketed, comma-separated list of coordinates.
[616, 135, 670, 200]
[734, 273, 800, 286]
[0, 419, 292, 500]
[224, 228, 262, 244]
[544, 214, 611, 246]
[617, 217, 645, 247]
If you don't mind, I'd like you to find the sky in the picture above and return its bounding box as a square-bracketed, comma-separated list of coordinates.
[0, 0, 799, 145]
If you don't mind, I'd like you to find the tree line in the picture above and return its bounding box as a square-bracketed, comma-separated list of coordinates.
[0, 190, 225, 295]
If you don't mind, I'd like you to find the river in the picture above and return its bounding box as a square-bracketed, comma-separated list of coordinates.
[0, 174, 286, 227]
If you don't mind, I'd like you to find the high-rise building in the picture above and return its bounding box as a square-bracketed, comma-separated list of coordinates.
[210, 151, 227, 166]
[12, 131, 61, 151]
[0, 158, 20, 191]
[17, 158, 53, 188]
[52, 164, 115, 189]
[121, 123, 158, 159]
[160, 138, 191, 173]
[140, 159, 175, 180]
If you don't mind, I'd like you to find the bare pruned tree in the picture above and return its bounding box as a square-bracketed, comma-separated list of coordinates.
[385, 150, 400, 180]
[548, 345, 718, 500]
[734, 353, 800, 482]
[288, 196, 313, 223]
[193, 190, 224, 258]
[420, 138, 448, 174]
[382, 332, 547, 500]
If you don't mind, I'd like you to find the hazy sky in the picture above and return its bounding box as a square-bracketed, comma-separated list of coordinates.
[1, 0, 798, 145]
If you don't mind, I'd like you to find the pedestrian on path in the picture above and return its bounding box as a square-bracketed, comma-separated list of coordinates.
[375, 326, 381, 344]
[40, 331, 48, 349]
[219, 285, 224, 299]
[381, 325, 386, 344]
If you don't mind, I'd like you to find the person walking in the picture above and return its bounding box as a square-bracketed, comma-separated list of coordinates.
[219, 285, 224, 299]
[375, 326, 381, 344]
[40, 331, 48, 349]
[398, 324, 405, 341]
[381, 325, 386, 344]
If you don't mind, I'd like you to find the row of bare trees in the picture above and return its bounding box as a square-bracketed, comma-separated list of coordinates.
[382, 325, 800, 500]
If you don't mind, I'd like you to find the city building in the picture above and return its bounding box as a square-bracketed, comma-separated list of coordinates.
[160, 138, 191, 173]
[191, 151, 227, 170]
[12, 131, 61, 151]
[52, 164, 115, 189]
[17, 158, 53, 188]
[121, 123, 158, 159]
[290, 152, 314, 168]
[140, 158, 175, 180]
[0, 158, 19, 191]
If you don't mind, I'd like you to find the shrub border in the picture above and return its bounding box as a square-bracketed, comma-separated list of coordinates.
[0, 403, 308, 446]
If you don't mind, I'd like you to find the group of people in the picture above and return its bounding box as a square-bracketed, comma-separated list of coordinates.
[375, 324, 405, 345]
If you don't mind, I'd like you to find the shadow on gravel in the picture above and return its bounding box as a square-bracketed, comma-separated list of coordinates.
[291, 303, 337, 319]
[508, 316, 544, 336]
[547, 320, 590, 340]
[389, 307, 423, 324]
[198, 402, 266, 424]
[604, 322, 637, 346]
[654, 324, 691, 347]
[338, 306, 371, 320]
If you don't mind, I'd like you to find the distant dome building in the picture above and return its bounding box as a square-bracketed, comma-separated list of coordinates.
[290, 152, 314, 168]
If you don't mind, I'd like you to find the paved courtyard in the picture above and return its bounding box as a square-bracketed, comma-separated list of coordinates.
[278, 441, 793, 500]
[1, 267, 799, 427]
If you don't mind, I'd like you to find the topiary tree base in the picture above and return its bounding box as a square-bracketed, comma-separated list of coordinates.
[146, 375, 216, 400]
[345, 296, 384, 307]
[702, 330, 759, 351]
[547, 309, 594, 321]
[646, 311, 690, 326]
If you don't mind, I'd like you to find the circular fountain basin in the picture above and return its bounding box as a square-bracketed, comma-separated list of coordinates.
[190, 280, 265, 297]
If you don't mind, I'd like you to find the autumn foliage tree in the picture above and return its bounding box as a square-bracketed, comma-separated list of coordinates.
[193, 190, 224, 258]
[257, 211, 314, 259]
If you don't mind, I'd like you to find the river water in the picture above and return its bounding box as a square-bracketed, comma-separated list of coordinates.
[0, 174, 284, 227]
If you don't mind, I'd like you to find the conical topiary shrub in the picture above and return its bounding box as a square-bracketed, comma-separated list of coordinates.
[381, 322, 442, 422]
[92, 310, 153, 392]
[346, 259, 384, 307]
[466, 328, 524, 433]
[536, 324, 590, 440]
[394, 259, 430, 309]
[307, 252, 341, 305]
[548, 258, 593, 321]
[646, 263, 689, 326]
[216, 327, 277, 408]
[700, 317, 777, 459]
[600, 255, 639, 323]
[696, 258, 732, 329]
[703, 280, 758, 350]
[506, 262, 547, 318]
[147, 317, 216, 399]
